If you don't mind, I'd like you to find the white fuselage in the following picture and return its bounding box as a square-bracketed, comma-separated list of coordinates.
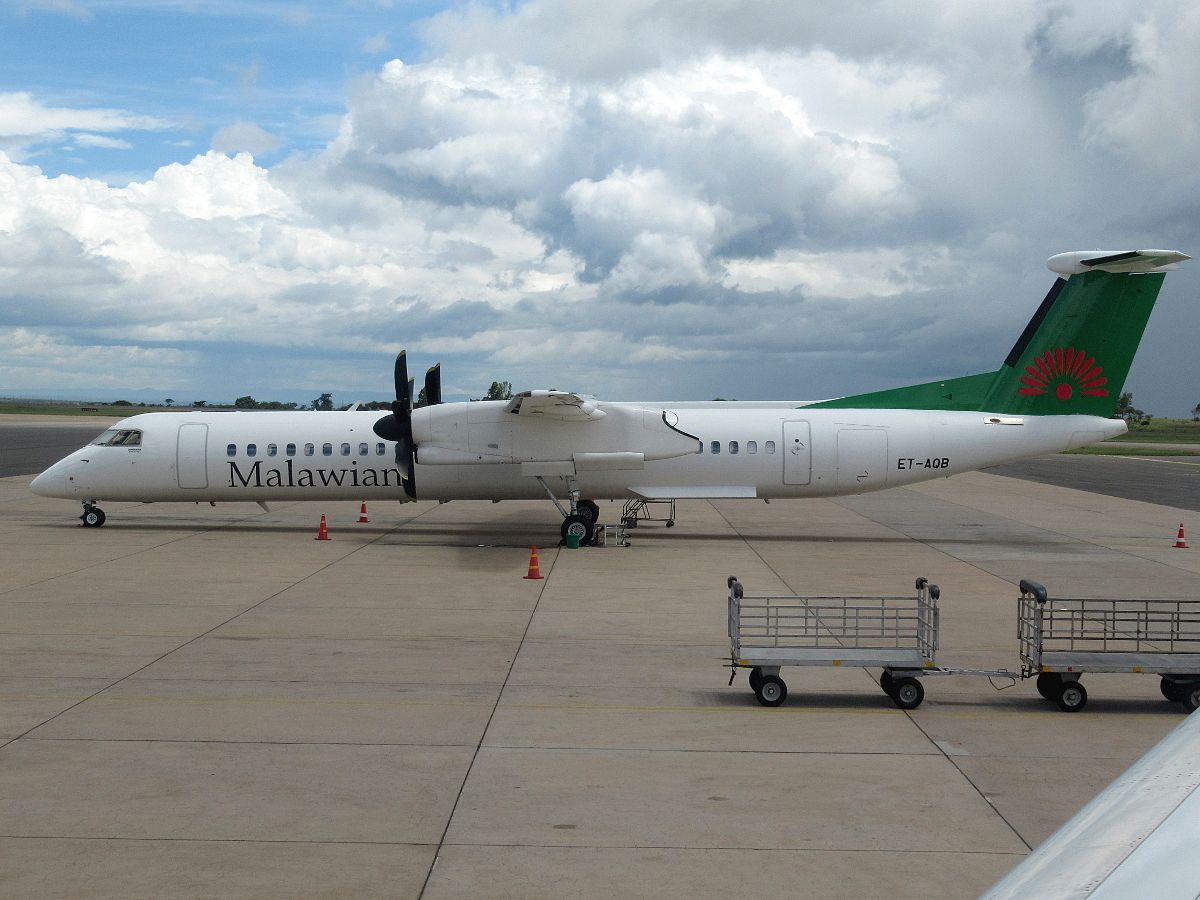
[30, 403, 1125, 506]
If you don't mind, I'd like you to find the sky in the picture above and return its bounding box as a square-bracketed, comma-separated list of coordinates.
[1, 0, 1198, 415]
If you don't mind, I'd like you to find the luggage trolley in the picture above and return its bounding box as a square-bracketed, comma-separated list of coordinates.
[728, 575, 948, 709]
[1018, 579, 1200, 712]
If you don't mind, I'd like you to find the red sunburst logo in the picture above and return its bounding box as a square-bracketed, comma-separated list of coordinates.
[1018, 348, 1108, 400]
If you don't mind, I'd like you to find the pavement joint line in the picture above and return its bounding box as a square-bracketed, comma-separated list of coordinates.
[0, 833, 1029, 855]
[416, 541, 559, 900]
[906, 712, 1034, 853]
[0, 503, 443, 755]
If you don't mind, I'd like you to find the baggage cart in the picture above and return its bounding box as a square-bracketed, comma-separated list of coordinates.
[726, 576, 1017, 709]
[1018, 579, 1200, 712]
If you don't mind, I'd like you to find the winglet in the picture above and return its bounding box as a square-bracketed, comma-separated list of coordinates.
[1047, 249, 1190, 275]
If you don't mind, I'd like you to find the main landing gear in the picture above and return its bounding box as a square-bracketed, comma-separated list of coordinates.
[80, 502, 106, 528]
[536, 476, 599, 545]
[560, 499, 600, 544]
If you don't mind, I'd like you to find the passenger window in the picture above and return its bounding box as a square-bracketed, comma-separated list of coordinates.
[359, 442, 369, 456]
[267, 443, 277, 456]
[765, 441, 776, 454]
[322, 443, 333, 456]
[729, 441, 739, 455]
[376, 443, 385, 455]
[341, 442, 351, 456]
[710, 441, 721, 455]
[304, 443, 315, 456]
[748, 441, 757, 454]
[226, 443, 237, 457]
[286, 443, 296, 457]
[247, 443, 257, 457]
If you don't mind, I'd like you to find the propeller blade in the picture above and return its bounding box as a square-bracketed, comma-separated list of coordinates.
[394, 351, 410, 409]
[424, 364, 442, 406]
[374, 351, 417, 498]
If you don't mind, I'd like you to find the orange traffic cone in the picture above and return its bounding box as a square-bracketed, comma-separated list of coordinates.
[1175, 523, 1189, 549]
[315, 514, 331, 541]
[523, 545, 544, 580]
[357, 502, 370, 523]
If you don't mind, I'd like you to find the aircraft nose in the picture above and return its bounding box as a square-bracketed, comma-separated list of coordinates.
[30, 458, 83, 498]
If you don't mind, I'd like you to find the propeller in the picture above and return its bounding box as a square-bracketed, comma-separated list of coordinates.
[372, 351, 416, 498]
[423, 364, 441, 407]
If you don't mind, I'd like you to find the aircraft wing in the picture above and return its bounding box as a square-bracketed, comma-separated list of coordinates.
[504, 390, 606, 421]
[981, 710, 1200, 899]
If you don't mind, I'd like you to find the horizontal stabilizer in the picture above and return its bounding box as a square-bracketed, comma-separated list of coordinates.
[1047, 249, 1190, 275]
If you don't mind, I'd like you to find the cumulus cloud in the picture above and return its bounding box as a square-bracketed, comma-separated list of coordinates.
[2, 0, 1198, 411]
[211, 121, 284, 157]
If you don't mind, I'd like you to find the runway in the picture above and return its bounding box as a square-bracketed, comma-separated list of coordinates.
[2, 419, 1199, 898]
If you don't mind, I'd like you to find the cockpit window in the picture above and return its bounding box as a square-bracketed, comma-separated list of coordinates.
[92, 429, 142, 447]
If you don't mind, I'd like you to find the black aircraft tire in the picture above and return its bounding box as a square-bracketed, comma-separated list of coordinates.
[82, 507, 106, 528]
[560, 515, 594, 545]
[576, 500, 600, 525]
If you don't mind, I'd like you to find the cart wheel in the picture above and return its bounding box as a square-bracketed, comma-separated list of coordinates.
[1036, 672, 1062, 701]
[1161, 677, 1186, 703]
[891, 677, 924, 710]
[1056, 680, 1088, 712]
[880, 672, 894, 696]
[748, 667, 764, 692]
[1181, 683, 1200, 713]
[754, 675, 787, 707]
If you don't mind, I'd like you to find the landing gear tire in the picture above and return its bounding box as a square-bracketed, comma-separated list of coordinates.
[1056, 680, 1087, 712]
[560, 514, 594, 545]
[754, 675, 787, 707]
[576, 499, 600, 525]
[1036, 672, 1062, 701]
[890, 677, 924, 710]
[81, 506, 106, 528]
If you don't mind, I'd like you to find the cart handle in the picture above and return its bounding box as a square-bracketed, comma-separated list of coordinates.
[1019, 579, 1047, 604]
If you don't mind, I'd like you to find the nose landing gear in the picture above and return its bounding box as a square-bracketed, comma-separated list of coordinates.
[80, 503, 106, 528]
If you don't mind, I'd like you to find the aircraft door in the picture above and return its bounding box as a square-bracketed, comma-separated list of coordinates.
[176, 423, 209, 489]
[836, 428, 887, 490]
[782, 420, 811, 485]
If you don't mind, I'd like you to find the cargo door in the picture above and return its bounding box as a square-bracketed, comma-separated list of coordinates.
[176, 423, 209, 489]
[782, 420, 811, 485]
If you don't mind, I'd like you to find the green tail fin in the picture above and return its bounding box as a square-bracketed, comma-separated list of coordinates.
[808, 250, 1186, 416]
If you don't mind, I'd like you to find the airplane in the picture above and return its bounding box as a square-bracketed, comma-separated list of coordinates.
[982, 704, 1200, 899]
[30, 248, 1190, 543]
